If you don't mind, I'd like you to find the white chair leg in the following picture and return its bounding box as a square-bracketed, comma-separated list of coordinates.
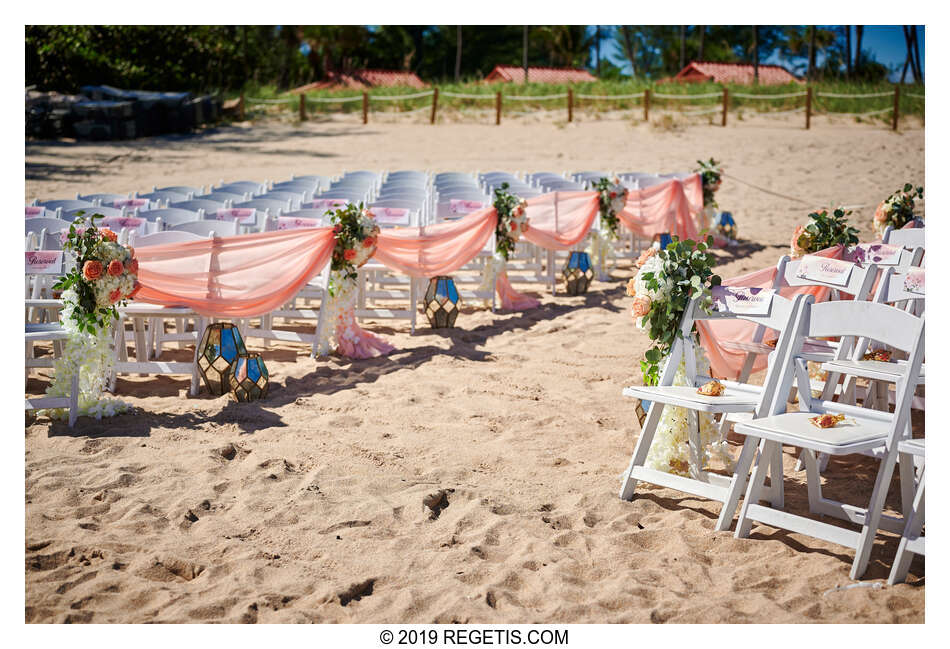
[715, 435, 758, 532]
[850, 452, 900, 580]
[618, 402, 665, 501]
[767, 440, 785, 509]
[800, 448, 825, 514]
[898, 451, 916, 520]
[887, 465, 925, 585]
[735, 438, 770, 539]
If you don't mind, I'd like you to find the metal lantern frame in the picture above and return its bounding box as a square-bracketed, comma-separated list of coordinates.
[229, 352, 269, 402]
[562, 251, 594, 296]
[196, 322, 247, 395]
[424, 275, 461, 328]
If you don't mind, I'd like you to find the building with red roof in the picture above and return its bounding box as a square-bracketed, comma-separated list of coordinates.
[673, 61, 801, 85]
[484, 65, 598, 84]
[292, 69, 427, 92]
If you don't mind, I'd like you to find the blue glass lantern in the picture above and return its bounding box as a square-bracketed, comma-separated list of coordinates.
[424, 276, 460, 328]
[658, 233, 673, 250]
[563, 251, 594, 295]
[229, 353, 269, 401]
[715, 212, 738, 241]
[197, 322, 247, 395]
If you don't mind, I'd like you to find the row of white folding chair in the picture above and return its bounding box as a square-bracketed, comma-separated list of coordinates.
[621, 286, 925, 580]
[883, 225, 925, 251]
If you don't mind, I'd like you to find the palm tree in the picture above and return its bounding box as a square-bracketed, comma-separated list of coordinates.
[523, 26, 529, 84]
[753, 25, 759, 84]
[455, 26, 461, 82]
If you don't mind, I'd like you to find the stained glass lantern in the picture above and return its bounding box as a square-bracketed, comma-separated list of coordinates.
[562, 251, 594, 295]
[716, 212, 738, 241]
[634, 398, 651, 428]
[424, 276, 460, 328]
[229, 353, 269, 402]
[658, 233, 673, 250]
[196, 322, 247, 395]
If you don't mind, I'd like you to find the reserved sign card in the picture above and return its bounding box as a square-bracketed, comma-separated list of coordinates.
[277, 216, 322, 231]
[25, 251, 63, 274]
[112, 198, 149, 209]
[100, 216, 146, 234]
[449, 199, 485, 215]
[796, 255, 854, 287]
[852, 243, 903, 265]
[216, 208, 256, 224]
[904, 269, 925, 295]
[712, 286, 775, 315]
[310, 198, 349, 210]
[371, 207, 410, 226]
[25, 206, 45, 218]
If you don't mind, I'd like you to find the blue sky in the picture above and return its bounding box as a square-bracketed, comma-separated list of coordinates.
[595, 25, 924, 82]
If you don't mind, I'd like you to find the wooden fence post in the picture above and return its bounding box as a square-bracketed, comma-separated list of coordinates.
[721, 87, 728, 127]
[805, 86, 812, 130]
[239, 92, 245, 121]
[567, 88, 573, 123]
[495, 91, 502, 125]
[299, 94, 306, 121]
[892, 85, 900, 131]
[362, 92, 369, 124]
[430, 88, 439, 125]
[643, 88, 650, 122]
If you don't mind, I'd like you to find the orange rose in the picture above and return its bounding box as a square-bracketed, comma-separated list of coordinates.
[790, 225, 807, 257]
[125, 258, 139, 274]
[109, 288, 122, 303]
[343, 249, 357, 261]
[625, 278, 637, 297]
[510, 221, 518, 232]
[100, 229, 118, 242]
[631, 295, 652, 318]
[362, 236, 376, 249]
[107, 259, 124, 276]
[83, 260, 103, 280]
[129, 281, 141, 298]
[634, 246, 657, 268]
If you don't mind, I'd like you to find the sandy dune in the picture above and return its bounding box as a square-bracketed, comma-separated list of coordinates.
[26, 114, 924, 623]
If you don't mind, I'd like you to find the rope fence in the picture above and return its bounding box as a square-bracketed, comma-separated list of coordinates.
[236, 85, 922, 130]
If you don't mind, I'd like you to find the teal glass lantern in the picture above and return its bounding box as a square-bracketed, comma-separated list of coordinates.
[563, 251, 594, 295]
[658, 233, 673, 250]
[197, 322, 247, 395]
[424, 276, 460, 328]
[229, 353, 269, 402]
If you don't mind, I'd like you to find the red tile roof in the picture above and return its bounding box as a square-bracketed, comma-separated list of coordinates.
[674, 61, 801, 86]
[485, 65, 598, 84]
[292, 69, 427, 92]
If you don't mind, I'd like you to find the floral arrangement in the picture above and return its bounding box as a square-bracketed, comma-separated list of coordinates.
[53, 216, 139, 333]
[492, 183, 529, 260]
[591, 176, 627, 240]
[328, 203, 379, 294]
[790, 208, 859, 258]
[873, 184, 923, 239]
[42, 214, 139, 420]
[695, 158, 722, 209]
[625, 236, 721, 386]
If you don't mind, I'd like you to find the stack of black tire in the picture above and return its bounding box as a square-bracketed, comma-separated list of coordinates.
[26, 85, 222, 140]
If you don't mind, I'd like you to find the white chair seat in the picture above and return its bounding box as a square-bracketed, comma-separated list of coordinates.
[26, 323, 69, 341]
[898, 438, 925, 456]
[736, 412, 891, 455]
[822, 359, 925, 384]
[622, 385, 759, 413]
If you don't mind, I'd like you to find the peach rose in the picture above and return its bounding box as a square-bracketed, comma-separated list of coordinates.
[874, 202, 888, 222]
[100, 229, 117, 242]
[109, 288, 122, 303]
[343, 249, 357, 261]
[634, 246, 657, 268]
[107, 259, 124, 276]
[83, 260, 103, 280]
[125, 258, 139, 274]
[609, 191, 617, 199]
[631, 295, 652, 318]
[362, 236, 376, 249]
[790, 225, 806, 257]
[625, 278, 637, 297]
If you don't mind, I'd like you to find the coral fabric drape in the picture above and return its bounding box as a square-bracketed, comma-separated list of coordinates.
[618, 176, 700, 241]
[373, 207, 497, 278]
[135, 228, 336, 318]
[521, 191, 600, 250]
[696, 246, 845, 379]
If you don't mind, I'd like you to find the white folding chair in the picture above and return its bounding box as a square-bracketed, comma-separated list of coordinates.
[733, 297, 926, 579]
[883, 225, 925, 250]
[246, 263, 331, 358]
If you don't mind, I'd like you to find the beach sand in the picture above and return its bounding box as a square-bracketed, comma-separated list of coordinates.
[25, 114, 925, 623]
